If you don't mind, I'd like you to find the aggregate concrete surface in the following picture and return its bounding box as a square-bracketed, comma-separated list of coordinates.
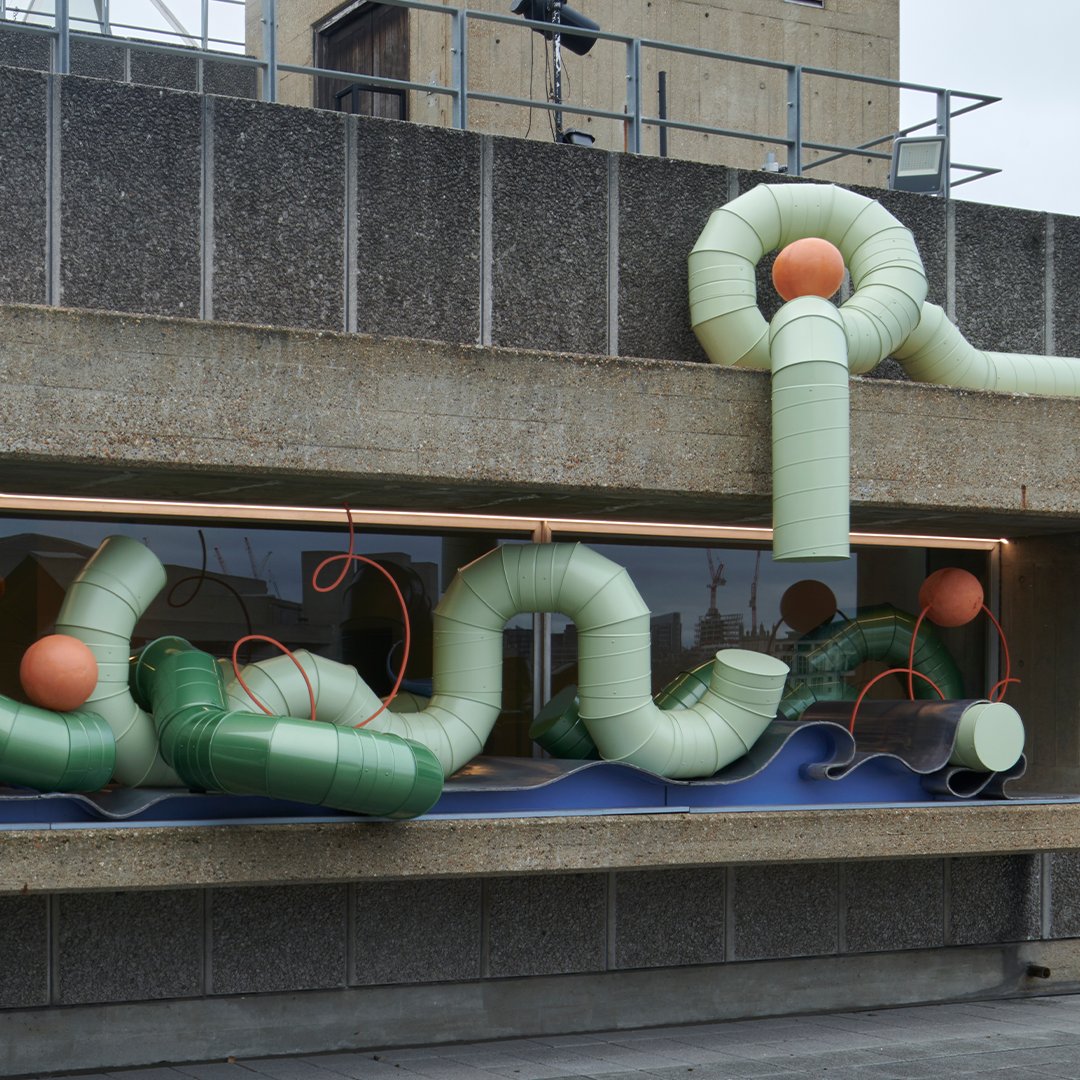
[25, 995, 1080, 1080]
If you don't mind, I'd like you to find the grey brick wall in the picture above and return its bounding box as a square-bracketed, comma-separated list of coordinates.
[3, 64, 1077, 366]
[0, 854, 1067, 1011]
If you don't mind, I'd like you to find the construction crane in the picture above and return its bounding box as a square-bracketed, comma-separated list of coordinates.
[705, 550, 726, 614]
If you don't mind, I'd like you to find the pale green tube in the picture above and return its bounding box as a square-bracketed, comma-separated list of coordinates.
[894, 302, 1080, 395]
[951, 700, 1025, 773]
[769, 296, 851, 561]
[54, 536, 180, 787]
[689, 183, 927, 374]
[229, 543, 790, 780]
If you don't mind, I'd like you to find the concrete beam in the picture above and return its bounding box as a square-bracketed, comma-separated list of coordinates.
[6, 802, 1080, 894]
[0, 304, 1078, 534]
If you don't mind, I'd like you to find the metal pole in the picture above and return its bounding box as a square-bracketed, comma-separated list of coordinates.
[451, 8, 468, 129]
[658, 69, 668, 158]
[551, 0, 564, 140]
[786, 64, 802, 175]
[937, 87, 951, 199]
[200, 0, 209, 50]
[55, 0, 70, 74]
[625, 37, 642, 154]
[261, 0, 277, 103]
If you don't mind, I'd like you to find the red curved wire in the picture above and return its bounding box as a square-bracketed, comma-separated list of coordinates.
[312, 550, 411, 728]
[849, 666, 945, 735]
[981, 603, 1016, 702]
[231, 633, 318, 723]
[907, 605, 930, 701]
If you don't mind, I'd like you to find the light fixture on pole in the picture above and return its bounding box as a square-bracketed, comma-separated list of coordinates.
[512, 0, 598, 145]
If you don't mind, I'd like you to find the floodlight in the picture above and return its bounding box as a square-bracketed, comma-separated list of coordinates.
[511, 0, 599, 56]
[889, 136, 948, 195]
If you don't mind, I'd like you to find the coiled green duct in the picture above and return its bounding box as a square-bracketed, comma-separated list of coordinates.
[132, 637, 443, 819]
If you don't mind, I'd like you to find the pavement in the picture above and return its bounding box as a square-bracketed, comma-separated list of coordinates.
[28, 994, 1080, 1080]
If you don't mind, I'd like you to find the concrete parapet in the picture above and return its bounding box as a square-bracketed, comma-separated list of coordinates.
[0, 304, 1077, 534]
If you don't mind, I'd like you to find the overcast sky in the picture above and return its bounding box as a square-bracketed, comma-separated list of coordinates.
[899, 0, 1079, 216]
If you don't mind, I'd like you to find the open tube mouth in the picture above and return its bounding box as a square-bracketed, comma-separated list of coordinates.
[231, 543, 790, 781]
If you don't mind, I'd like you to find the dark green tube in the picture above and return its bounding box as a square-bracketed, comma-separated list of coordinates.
[799, 604, 964, 700]
[0, 696, 115, 792]
[132, 637, 443, 819]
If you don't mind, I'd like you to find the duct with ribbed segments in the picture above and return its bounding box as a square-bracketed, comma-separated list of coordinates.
[132, 636, 443, 819]
[53, 535, 180, 788]
[231, 543, 790, 781]
[689, 182, 1080, 562]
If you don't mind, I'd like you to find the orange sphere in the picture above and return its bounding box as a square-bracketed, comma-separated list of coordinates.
[780, 579, 838, 634]
[919, 568, 984, 628]
[19, 634, 99, 712]
[772, 237, 846, 301]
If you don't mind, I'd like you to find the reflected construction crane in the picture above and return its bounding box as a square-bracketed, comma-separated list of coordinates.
[706, 549, 726, 614]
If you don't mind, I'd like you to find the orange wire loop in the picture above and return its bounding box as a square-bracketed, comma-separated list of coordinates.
[849, 666, 945, 735]
[231, 633, 318, 723]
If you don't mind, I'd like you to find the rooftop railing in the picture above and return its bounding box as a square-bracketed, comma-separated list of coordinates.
[0, 0, 1001, 194]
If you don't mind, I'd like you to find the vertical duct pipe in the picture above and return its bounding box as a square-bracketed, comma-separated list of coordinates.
[54, 535, 180, 787]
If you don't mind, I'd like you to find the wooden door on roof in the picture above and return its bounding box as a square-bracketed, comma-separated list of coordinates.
[315, 3, 409, 119]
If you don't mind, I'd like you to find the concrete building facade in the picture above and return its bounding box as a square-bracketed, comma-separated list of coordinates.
[0, 53, 1078, 1077]
[252, 0, 900, 183]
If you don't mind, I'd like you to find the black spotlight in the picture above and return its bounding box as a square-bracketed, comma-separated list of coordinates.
[511, 0, 599, 56]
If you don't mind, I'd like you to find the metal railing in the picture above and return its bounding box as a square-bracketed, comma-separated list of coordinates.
[0, 0, 1001, 192]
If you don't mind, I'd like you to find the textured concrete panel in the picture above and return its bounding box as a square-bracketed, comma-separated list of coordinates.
[1050, 852, 1080, 938]
[352, 879, 481, 985]
[55, 890, 203, 1004]
[490, 138, 608, 355]
[955, 201, 1046, 354]
[0, 25, 49, 70]
[732, 863, 838, 960]
[844, 859, 944, 953]
[0, 896, 48, 1008]
[618, 156, 730, 362]
[2, 306, 1079, 534]
[487, 873, 606, 977]
[211, 885, 347, 994]
[71, 38, 127, 81]
[60, 77, 201, 316]
[1052, 213, 1080, 359]
[129, 49, 198, 91]
[203, 60, 258, 99]
[355, 118, 481, 344]
[949, 855, 1041, 946]
[0, 67, 47, 305]
[613, 868, 725, 969]
[212, 98, 346, 329]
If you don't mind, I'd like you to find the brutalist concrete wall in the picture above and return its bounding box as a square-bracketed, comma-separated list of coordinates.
[1, 63, 1077, 370]
[1, 855, 1074, 1073]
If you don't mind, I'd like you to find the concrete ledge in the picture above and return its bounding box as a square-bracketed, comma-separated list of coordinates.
[4, 803, 1080, 894]
[2, 940, 1078, 1076]
[0, 304, 1078, 533]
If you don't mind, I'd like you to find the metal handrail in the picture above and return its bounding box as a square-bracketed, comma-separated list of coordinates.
[0, 0, 1001, 190]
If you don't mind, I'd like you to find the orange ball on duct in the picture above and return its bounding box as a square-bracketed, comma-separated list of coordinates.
[918, 567, 984, 628]
[19, 634, 99, 712]
[771, 237, 846, 301]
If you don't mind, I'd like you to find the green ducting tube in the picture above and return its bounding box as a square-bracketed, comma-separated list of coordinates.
[0, 698, 115, 792]
[894, 301, 1080, 395]
[689, 182, 1080, 562]
[133, 637, 443, 818]
[769, 296, 851, 560]
[54, 535, 180, 787]
[797, 603, 965, 700]
[229, 543, 790, 780]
